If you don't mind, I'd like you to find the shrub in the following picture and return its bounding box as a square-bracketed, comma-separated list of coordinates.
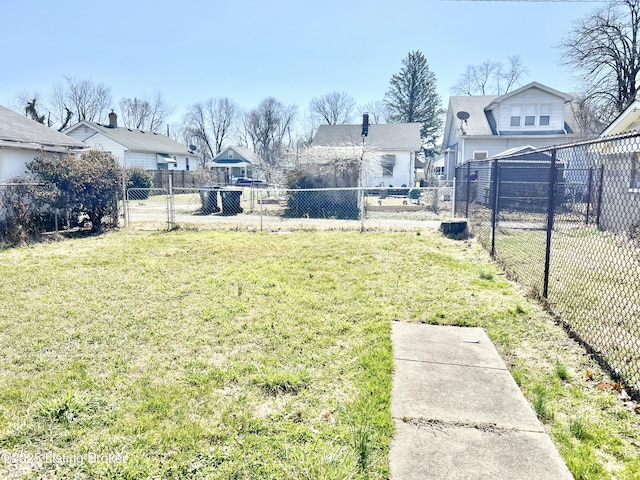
[0, 177, 55, 245]
[27, 150, 122, 233]
[283, 170, 360, 220]
[126, 167, 154, 200]
[127, 166, 153, 189]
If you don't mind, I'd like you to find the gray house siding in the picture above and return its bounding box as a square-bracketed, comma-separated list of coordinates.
[599, 154, 640, 233]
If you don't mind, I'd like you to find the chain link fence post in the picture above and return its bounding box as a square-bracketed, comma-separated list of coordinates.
[490, 159, 499, 257]
[585, 166, 594, 225]
[359, 187, 365, 233]
[465, 162, 471, 218]
[167, 176, 175, 229]
[543, 149, 558, 299]
[451, 177, 456, 219]
[596, 164, 604, 228]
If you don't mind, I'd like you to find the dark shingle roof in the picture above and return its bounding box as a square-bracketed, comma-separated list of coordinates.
[0, 105, 85, 150]
[312, 123, 422, 151]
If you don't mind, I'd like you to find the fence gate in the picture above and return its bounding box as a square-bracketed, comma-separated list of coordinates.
[125, 188, 170, 229]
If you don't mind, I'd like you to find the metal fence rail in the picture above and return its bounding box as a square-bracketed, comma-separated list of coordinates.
[124, 183, 456, 233]
[455, 132, 640, 397]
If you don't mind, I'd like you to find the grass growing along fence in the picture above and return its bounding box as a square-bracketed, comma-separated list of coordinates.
[489, 224, 640, 394]
[0, 230, 638, 479]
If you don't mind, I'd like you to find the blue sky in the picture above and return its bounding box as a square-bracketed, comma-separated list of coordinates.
[1, 0, 606, 124]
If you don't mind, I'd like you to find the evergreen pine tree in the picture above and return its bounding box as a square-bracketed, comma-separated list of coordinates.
[384, 51, 443, 158]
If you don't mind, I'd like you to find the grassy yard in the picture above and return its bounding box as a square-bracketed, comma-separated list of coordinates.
[0, 229, 638, 479]
[489, 224, 640, 393]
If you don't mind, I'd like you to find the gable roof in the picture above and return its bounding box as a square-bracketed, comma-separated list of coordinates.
[65, 121, 195, 156]
[211, 146, 260, 164]
[0, 105, 85, 151]
[312, 123, 422, 151]
[485, 81, 574, 108]
[444, 95, 499, 138]
[442, 83, 578, 151]
[600, 99, 640, 136]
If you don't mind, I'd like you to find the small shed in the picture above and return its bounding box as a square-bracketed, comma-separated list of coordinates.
[460, 146, 563, 212]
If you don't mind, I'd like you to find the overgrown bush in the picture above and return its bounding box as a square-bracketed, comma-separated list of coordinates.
[28, 150, 122, 233]
[126, 166, 153, 189]
[283, 170, 359, 220]
[126, 166, 153, 199]
[0, 177, 55, 245]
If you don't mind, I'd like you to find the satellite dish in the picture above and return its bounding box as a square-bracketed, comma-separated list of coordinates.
[456, 111, 470, 121]
[189, 144, 197, 151]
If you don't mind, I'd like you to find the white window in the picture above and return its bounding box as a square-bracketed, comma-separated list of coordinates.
[473, 151, 488, 160]
[510, 105, 522, 127]
[525, 104, 536, 126]
[228, 150, 234, 159]
[539, 104, 551, 126]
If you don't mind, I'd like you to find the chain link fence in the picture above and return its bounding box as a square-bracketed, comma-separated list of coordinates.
[1, 181, 127, 245]
[124, 182, 455, 232]
[0, 182, 76, 243]
[455, 132, 640, 397]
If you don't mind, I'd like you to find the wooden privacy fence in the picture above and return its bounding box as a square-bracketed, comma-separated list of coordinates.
[152, 170, 201, 189]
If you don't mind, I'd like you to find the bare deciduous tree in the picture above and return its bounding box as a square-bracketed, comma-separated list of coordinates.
[560, 0, 640, 124]
[183, 98, 240, 164]
[244, 97, 297, 177]
[451, 56, 528, 95]
[119, 92, 173, 133]
[359, 101, 388, 124]
[301, 141, 380, 187]
[309, 91, 356, 125]
[568, 96, 608, 136]
[14, 76, 111, 132]
[62, 76, 112, 123]
[500, 56, 528, 95]
[297, 112, 321, 147]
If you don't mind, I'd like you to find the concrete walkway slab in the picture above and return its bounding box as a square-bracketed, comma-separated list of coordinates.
[390, 322, 574, 480]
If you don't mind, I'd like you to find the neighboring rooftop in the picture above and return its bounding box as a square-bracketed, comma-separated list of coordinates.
[312, 123, 422, 151]
[210, 146, 260, 164]
[446, 95, 499, 137]
[68, 120, 195, 156]
[0, 105, 85, 151]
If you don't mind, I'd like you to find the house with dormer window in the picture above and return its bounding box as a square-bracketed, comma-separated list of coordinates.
[440, 82, 579, 179]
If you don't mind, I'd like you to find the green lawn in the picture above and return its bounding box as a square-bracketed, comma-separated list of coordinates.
[490, 224, 640, 392]
[0, 230, 638, 479]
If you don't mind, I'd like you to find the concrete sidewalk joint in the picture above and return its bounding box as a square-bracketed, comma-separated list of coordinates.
[390, 321, 574, 480]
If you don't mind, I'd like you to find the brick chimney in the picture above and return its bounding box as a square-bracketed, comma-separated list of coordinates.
[108, 110, 117, 128]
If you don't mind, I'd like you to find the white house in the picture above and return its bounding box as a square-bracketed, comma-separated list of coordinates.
[65, 112, 198, 171]
[592, 99, 640, 233]
[310, 123, 422, 187]
[205, 146, 260, 184]
[441, 82, 578, 180]
[0, 104, 85, 182]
